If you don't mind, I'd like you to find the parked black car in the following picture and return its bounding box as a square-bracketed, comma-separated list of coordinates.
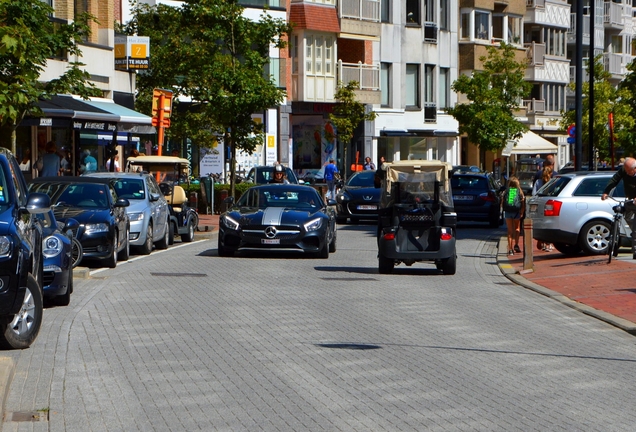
[0, 148, 51, 349]
[450, 171, 503, 228]
[29, 177, 130, 268]
[335, 170, 381, 223]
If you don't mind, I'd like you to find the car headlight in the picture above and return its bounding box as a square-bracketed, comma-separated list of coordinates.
[221, 215, 239, 230]
[43, 236, 62, 258]
[84, 223, 109, 234]
[0, 236, 11, 257]
[337, 192, 350, 202]
[128, 212, 144, 222]
[304, 218, 323, 232]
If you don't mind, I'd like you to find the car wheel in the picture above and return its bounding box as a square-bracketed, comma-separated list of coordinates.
[55, 273, 72, 307]
[579, 220, 611, 255]
[440, 253, 457, 275]
[168, 222, 175, 245]
[155, 221, 169, 250]
[317, 241, 329, 258]
[217, 236, 233, 257]
[140, 224, 153, 255]
[71, 237, 83, 269]
[104, 234, 118, 269]
[553, 242, 582, 255]
[181, 220, 195, 243]
[119, 230, 130, 261]
[329, 231, 337, 253]
[0, 274, 43, 350]
[378, 254, 394, 274]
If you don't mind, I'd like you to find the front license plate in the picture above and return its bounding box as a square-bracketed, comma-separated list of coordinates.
[453, 195, 472, 201]
[261, 239, 280, 245]
[357, 205, 377, 210]
[529, 203, 538, 213]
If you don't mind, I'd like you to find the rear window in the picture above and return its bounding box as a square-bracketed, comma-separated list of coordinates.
[572, 177, 615, 197]
[450, 176, 488, 191]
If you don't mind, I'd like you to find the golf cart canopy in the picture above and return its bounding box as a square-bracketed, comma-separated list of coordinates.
[380, 160, 453, 208]
[126, 156, 191, 175]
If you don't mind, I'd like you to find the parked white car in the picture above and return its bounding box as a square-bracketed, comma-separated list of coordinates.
[527, 171, 629, 255]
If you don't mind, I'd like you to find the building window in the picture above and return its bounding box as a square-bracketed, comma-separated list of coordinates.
[424, 64, 434, 103]
[508, 16, 522, 45]
[305, 34, 334, 78]
[405, 64, 419, 108]
[544, 28, 567, 57]
[492, 15, 504, 42]
[424, 0, 435, 24]
[440, 0, 449, 30]
[381, 63, 391, 107]
[460, 11, 470, 40]
[406, 0, 420, 25]
[381, 0, 390, 23]
[439, 68, 449, 109]
[292, 35, 298, 74]
[475, 11, 489, 40]
[306, 36, 313, 74]
[306, 0, 335, 4]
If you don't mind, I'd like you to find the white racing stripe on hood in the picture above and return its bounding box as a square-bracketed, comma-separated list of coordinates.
[262, 207, 284, 226]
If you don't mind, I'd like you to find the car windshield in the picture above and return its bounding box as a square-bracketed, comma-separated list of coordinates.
[237, 187, 321, 209]
[0, 165, 11, 210]
[114, 179, 145, 200]
[31, 182, 110, 209]
[346, 171, 375, 187]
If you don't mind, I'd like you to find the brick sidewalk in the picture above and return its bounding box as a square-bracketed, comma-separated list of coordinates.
[501, 238, 636, 331]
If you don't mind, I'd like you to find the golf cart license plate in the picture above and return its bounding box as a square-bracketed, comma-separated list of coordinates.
[357, 205, 377, 210]
[453, 195, 472, 201]
[261, 239, 280, 245]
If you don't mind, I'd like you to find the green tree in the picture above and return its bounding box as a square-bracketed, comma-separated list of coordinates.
[123, 0, 291, 196]
[0, 0, 100, 152]
[447, 42, 531, 152]
[561, 55, 630, 162]
[329, 81, 377, 178]
[615, 58, 636, 157]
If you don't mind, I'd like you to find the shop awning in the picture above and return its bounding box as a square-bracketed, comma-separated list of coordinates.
[510, 131, 558, 155]
[26, 95, 155, 134]
[75, 96, 155, 134]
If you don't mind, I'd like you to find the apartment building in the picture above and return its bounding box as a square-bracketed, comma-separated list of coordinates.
[373, 0, 460, 167]
[16, 0, 151, 179]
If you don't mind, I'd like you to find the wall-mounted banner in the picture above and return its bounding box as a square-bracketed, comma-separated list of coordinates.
[115, 36, 150, 71]
[200, 138, 225, 177]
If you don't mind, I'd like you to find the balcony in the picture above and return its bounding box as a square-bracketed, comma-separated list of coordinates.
[339, 0, 381, 38]
[604, 1, 625, 28]
[526, 42, 545, 66]
[337, 60, 381, 104]
[604, 52, 624, 76]
[569, 64, 590, 84]
[568, 13, 590, 43]
[523, 99, 545, 114]
[527, 0, 545, 7]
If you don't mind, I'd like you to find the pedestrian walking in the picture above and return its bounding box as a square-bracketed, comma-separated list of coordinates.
[533, 166, 553, 251]
[324, 158, 339, 199]
[363, 157, 375, 170]
[502, 176, 525, 255]
[38, 141, 61, 177]
[602, 156, 636, 259]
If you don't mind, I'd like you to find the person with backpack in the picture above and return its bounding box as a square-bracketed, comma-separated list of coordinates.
[502, 176, 525, 256]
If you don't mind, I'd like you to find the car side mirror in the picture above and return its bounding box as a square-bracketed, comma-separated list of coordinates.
[115, 197, 130, 207]
[24, 193, 51, 215]
[149, 193, 161, 202]
[326, 199, 337, 206]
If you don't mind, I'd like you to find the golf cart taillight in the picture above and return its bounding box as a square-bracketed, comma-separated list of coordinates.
[440, 229, 452, 241]
[544, 199, 562, 217]
[383, 232, 396, 241]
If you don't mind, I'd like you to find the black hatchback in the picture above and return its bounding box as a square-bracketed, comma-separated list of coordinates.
[450, 172, 503, 228]
[0, 148, 51, 349]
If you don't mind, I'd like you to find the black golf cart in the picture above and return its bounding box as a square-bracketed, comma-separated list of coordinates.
[377, 160, 457, 275]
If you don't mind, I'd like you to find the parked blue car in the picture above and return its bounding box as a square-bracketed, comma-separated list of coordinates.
[36, 210, 78, 306]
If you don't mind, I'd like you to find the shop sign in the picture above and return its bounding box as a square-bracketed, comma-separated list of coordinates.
[73, 121, 117, 131]
[39, 118, 52, 127]
[115, 36, 150, 71]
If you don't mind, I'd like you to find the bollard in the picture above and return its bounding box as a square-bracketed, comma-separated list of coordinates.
[523, 217, 534, 271]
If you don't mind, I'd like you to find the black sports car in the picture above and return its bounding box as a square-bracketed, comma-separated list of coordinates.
[29, 177, 130, 269]
[217, 185, 337, 258]
[335, 170, 381, 223]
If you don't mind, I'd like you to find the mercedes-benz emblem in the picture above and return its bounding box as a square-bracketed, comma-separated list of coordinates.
[264, 226, 278, 238]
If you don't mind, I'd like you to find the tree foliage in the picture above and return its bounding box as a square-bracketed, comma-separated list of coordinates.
[122, 0, 291, 196]
[615, 59, 636, 157]
[447, 42, 531, 152]
[0, 0, 101, 151]
[560, 55, 630, 162]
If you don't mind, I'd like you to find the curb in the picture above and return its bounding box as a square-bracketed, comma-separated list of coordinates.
[496, 236, 636, 335]
[0, 356, 15, 430]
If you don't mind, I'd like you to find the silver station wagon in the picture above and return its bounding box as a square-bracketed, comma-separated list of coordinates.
[527, 171, 629, 255]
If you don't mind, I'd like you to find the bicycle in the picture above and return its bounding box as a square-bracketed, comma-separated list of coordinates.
[606, 196, 629, 263]
[71, 237, 84, 269]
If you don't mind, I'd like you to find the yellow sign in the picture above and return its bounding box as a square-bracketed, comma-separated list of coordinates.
[114, 36, 150, 70]
[267, 135, 275, 148]
[151, 88, 173, 119]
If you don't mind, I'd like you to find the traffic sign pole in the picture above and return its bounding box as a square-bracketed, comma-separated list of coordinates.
[157, 93, 165, 156]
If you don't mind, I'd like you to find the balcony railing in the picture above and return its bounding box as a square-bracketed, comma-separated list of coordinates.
[522, 99, 545, 114]
[337, 60, 380, 91]
[424, 23, 438, 43]
[604, 1, 624, 26]
[570, 64, 590, 83]
[604, 52, 624, 75]
[525, 42, 545, 66]
[339, 0, 380, 22]
[527, 0, 545, 8]
[239, 0, 283, 7]
[423, 102, 437, 123]
[568, 13, 590, 38]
